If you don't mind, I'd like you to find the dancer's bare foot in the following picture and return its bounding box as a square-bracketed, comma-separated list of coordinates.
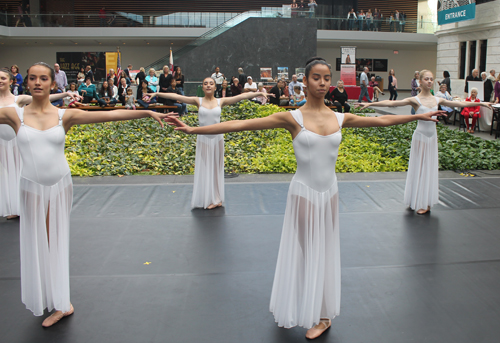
[416, 207, 430, 215]
[305, 318, 331, 339]
[206, 202, 222, 210]
[42, 304, 74, 327]
[6, 215, 19, 220]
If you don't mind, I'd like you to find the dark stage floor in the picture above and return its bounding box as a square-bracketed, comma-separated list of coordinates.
[1, 173, 500, 343]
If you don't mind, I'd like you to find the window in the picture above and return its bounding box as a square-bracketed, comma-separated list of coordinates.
[476, 0, 495, 4]
[468, 40, 476, 76]
[479, 40, 487, 73]
[459, 41, 467, 79]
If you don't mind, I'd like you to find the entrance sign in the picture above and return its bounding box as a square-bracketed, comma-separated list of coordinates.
[438, 0, 476, 25]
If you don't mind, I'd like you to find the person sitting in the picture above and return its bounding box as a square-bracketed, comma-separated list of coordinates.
[125, 87, 136, 110]
[326, 80, 350, 113]
[435, 84, 453, 124]
[243, 76, 257, 92]
[97, 80, 117, 107]
[253, 83, 268, 105]
[369, 76, 384, 101]
[215, 79, 231, 98]
[118, 70, 131, 87]
[269, 80, 288, 106]
[50, 88, 64, 107]
[162, 78, 187, 115]
[78, 76, 99, 103]
[231, 78, 242, 96]
[117, 77, 129, 105]
[461, 88, 481, 133]
[290, 85, 306, 106]
[146, 68, 159, 93]
[137, 79, 157, 109]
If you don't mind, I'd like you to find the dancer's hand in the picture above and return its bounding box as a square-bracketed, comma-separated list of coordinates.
[66, 92, 82, 101]
[266, 92, 276, 98]
[149, 111, 176, 128]
[480, 102, 493, 109]
[418, 110, 447, 122]
[356, 102, 371, 110]
[164, 115, 194, 134]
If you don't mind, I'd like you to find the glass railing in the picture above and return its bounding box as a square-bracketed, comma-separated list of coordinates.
[0, 10, 437, 33]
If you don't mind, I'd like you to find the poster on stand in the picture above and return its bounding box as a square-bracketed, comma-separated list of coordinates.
[277, 67, 289, 80]
[260, 68, 273, 81]
[341, 46, 356, 64]
[295, 68, 305, 80]
[340, 65, 356, 86]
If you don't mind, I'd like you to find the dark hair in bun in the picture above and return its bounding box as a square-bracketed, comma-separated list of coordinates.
[305, 57, 331, 79]
[28, 62, 56, 82]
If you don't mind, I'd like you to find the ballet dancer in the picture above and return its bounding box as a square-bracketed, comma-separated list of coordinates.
[165, 58, 445, 339]
[0, 62, 169, 327]
[360, 69, 491, 214]
[0, 68, 80, 220]
[148, 78, 270, 209]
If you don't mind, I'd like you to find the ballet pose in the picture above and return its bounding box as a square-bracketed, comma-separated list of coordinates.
[149, 78, 270, 209]
[166, 58, 444, 339]
[0, 68, 79, 219]
[360, 69, 491, 214]
[0, 62, 168, 327]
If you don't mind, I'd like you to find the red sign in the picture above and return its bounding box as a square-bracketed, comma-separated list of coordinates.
[340, 65, 356, 86]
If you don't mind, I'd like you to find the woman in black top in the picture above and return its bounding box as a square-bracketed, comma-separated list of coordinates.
[117, 77, 129, 105]
[97, 80, 117, 107]
[166, 78, 187, 115]
[438, 70, 451, 94]
[159, 66, 172, 105]
[326, 80, 350, 113]
[137, 79, 157, 109]
[174, 66, 185, 95]
[135, 67, 146, 85]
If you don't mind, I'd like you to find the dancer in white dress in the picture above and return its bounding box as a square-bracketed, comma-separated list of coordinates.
[166, 58, 444, 339]
[150, 78, 270, 209]
[0, 68, 79, 219]
[360, 70, 491, 214]
[0, 62, 168, 327]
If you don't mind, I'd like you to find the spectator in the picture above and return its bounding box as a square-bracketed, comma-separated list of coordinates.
[237, 68, 247, 87]
[388, 69, 398, 100]
[288, 74, 303, 101]
[231, 78, 243, 96]
[107, 68, 117, 84]
[50, 88, 64, 107]
[411, 71, 420, 97]
[135, 67, 146, 86]
[358, 9, 365, 31]
[464, 69, 480, 94]
[54, 63, 68, 92]
[326, 80, 350, 113]
[211, 67, 225, 91]
[388, 14, 395, 32]
[290, 85, 306, 106]
[215, 79, 231, 98]
[97, 80, 117, 107]
[24, 3, 31, 27]
[124, 64, 133, 79]
[366, 9, 373, 31]
[461, 88, 481, 133]
[108, 78, 119, 103]
[146, 68, 159, 93]
[174, 66, 185, 95]
[243, 76, 257, 92]
[358, 67, 371, 103]
[119, 70, 131, 87]
[436, 84, 454, 124]
[482, 72, 493, 102]
[125, 88, 136, 110]
[269, 80, 288, 106]
[99, 7, 106, 27]
[10, 65, 23, 95]
[254, 83, 268, 104]
[15, 2, 25, 27]
[117, 77, 129, 105]
[158, 66, 172, 104]
[291, 0, 298, 18]
[77, 67, 85, 84]
[85, 65, 94, 83]
[437, 71, 451, 94]
[373, 8, 381, 31]
[166, 78, 187, 115]
[137, 79, 156, 109]
[308, 0, 317, 18]
[401, 11, 406, 32]
[394, 10, 401, 32]
[487, 70, 496, 101]
[78, 76, 99, 103]
[347, 8, 357, 30]
[65, 83, 86, 108]
[494, 74, 500, 103]
[369, 76, 384, 101]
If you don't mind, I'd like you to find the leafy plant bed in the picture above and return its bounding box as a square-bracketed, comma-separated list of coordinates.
[65, 101, 500, 176]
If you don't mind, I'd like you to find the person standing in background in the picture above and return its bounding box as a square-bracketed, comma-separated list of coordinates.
[211, 67, 225, 92]
[464, 69, 480, 96]
[11, 65, 23, 95]
[358, 67, 372, 103]
[54, 64, 68, 93]
[388, 69, 398, 100]
[487, 70, 496, 101]
[237, 68, 246, 87]
[158, 66, 171, 105]
[347, 8, 357, 30]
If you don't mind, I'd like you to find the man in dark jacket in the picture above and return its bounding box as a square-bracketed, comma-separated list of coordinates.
[269, 80, 288, 106]
[464, 69, 481, 94]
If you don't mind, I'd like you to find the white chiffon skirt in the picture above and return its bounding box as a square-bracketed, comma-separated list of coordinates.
[191, 134, 224, 209]
[0, 135, 21, 217]
[19, 173, 73, 316]
[270, 178, 341, 329]
[404, 127, 439, 210]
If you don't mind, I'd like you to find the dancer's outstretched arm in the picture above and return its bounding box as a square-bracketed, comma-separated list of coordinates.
[343, 110, 446, 128]
[0, 107, 21, 131]
[438, 98, 492, 109]
[220, 92, 274, 106]
[166, 111, 295, 135]
[147, 92, 199, 105]
[359, 98, 417, 110]
[63, 109, 174, 131]
[16, 92, 82, 107]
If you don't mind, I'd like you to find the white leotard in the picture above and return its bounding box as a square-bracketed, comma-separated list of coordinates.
[0, 96, 18, 141]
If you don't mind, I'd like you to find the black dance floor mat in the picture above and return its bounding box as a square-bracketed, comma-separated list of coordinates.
[1, 176, 500, 343]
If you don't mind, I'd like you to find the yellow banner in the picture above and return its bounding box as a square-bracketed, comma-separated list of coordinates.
[105, 52, 118, 75]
